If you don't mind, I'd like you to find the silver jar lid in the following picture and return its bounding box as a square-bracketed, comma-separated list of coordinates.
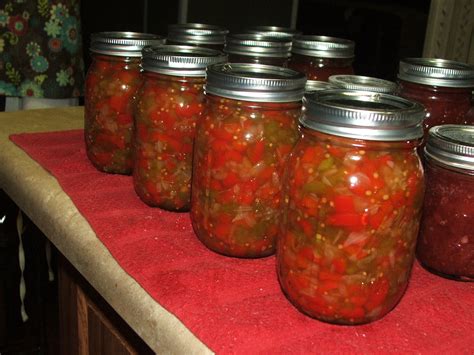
[141, 45, 228, 77]
[205, 63, 306, 102]
[328, 75, 398, 93]
[424, 125, 474, 171]
[292, 35, 355, 58]
[90, 32, 165, 57]
[244, 26, 301, 39]
[224, 33, 292, 58]
[167, 23, 228, 45]
[398, 58, 474, 88]
[301, 90, 425, 141]
[305, 80, 335, 93]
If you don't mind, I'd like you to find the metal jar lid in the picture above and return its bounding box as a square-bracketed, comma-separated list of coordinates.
[141, 45, 228, 77]
[291, 35, 355, 58]
[398, 58, 474, 88]
[424, 125, 474, 171]
[244, 26, 301, 39]
[329, 75, 398, 93]
[205, 63, 306, 102]
[167, 23, 228, 45]
[224, 33, 292, 58]
[90, 32, 165, 57]
[301, 90, 425, 141]
[305, 80, 335, 93]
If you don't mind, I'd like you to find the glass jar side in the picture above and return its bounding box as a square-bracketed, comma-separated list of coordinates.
[288, 54, 354, 81]
[277, 127, 424, 324]
[133, 71, 205, 211]
[227, 53, 289, 67]
[417, 157, 474, 281]
[191, 93, 302, 258]
[397, 80, 473, 136]
[84, 53, 141, 174]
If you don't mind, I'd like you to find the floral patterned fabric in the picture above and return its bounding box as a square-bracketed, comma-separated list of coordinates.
[0, 0, 84, 98]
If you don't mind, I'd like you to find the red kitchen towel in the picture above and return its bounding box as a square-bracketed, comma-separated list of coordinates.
[11, 129, 474, 354]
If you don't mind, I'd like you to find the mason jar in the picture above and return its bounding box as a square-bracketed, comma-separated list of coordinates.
[397, 58, 474, 138]
[133, 46, 227, 211]
[278, 90, 425, 324]
[84, 32, 165, 174]
[191, 63, 306, 258]
[289, 35, 355, 81]
[329, 75, 397, 94]
[167, 23, 228, 50]
[417, 125, 474, 281]
[224, 33, 292, 67]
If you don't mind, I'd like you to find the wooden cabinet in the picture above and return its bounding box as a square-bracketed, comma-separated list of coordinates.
[57, 255, 153, 355]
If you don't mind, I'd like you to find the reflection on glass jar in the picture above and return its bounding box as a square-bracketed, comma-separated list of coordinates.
[133, 46, 227, 211]
[224, 33, 292, 67]
[191, 63, 306, 258]
[288, 35, 355, 81]
[417, 125, 474, 281]
[397, 58, 474, 139]
[84, 32, 165, 174]
[278, 91, 425, 324]
[166, 23, 228, 50]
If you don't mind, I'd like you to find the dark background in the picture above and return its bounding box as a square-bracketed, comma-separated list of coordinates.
[80, 0, 431, 81]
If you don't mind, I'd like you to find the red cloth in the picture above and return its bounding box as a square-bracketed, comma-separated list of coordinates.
[10, 129, 474, 354]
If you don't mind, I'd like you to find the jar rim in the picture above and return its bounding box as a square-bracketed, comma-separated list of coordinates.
[398, 58, 474, 88]
[141, 45, 227, 77]
[300, 90, 425, 141]
[224, 33, 292, 58]
[424, 125, 474, 171]
[167, 23, 228, 45]
[244, 26, 301, 39]
[90, 31, 165, 57]
[205, 63, 306, 102]
[329, 75, 398, 94]
[291, 35, 355, 58]
[305, 80, 336, 93]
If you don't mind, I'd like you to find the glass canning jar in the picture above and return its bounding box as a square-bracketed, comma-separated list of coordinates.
[224, 33, 292, 67]
[278, 90, 425, 325]
[288, 35, 355, 81]
[84, 32, 164, 174]
[133, 46, 227, 211]
[191, 63, 306, 258]
[417, 125, 474, 281]
[329, 75, 397, 94]
[167, 23, 228, 50]
[397, 58, 474, 139]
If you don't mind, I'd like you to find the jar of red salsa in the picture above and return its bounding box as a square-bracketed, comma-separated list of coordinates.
[417, 125, 474, 281]
[167, 23, 228, 50]
[191, 63, 306, 258]
[133, 46, 227, 211]
[288, 35, 355, 81]
[278, 90, 425, 324]
[398, 58, 474, 138]
[224, 33, 292, 67]
[84, 32, 165, 174]
[329, 75, 397, 94]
